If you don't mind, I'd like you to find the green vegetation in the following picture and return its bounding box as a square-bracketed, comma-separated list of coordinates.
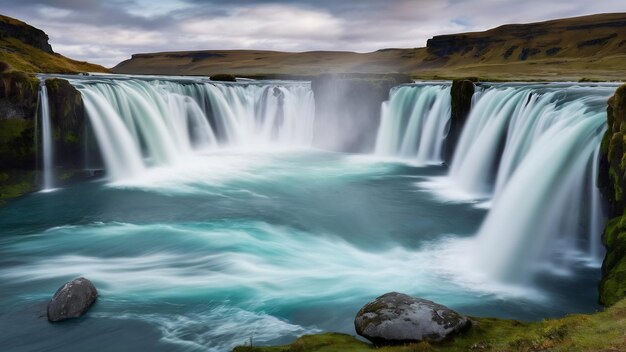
[0, 171, 37, 205]
[0, 69, 39, 203]
[234, 298, 626, 352]
[0, 14, 107, 73]
[599, 84, 626, 306]
[0, 37, 108, 74]
[0, 118, 35, 169]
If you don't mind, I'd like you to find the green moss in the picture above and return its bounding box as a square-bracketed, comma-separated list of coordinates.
[233, 333, 371, 352]
[236, 299, 626, 352]
[600, 216, 626, 305]
[0, 119, 35, 169]
[598, 84, 626, 305]
[0, 170, 37, 204]
[0, 70, 39, 116]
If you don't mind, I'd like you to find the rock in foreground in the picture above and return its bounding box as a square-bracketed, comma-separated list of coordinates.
[47, 277, 97, 322]
[355, 292, 470, 345]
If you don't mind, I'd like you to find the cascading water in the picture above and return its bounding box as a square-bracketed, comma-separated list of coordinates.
[5, 76, 621, 352]
[39, 81, 54, 191]
[374, 82, 616, 283]
[65, 76, 315, 181]
[375, 83, 451, 164]
[447, 83, 614, 282]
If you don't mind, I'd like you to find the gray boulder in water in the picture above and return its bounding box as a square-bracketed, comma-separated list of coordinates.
[47, 277, 97, 322]
[354, 292, 470, 345]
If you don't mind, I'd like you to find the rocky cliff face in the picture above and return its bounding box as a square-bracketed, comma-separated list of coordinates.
[0, 74, 90, 203]
[45, 78, 86, 168]
[0, 14, 53, 53]
[445, 80, 475, 164]
[599, 84, 626, 306]
[0, 13, 107, 203]
[0, 69, 40, 203]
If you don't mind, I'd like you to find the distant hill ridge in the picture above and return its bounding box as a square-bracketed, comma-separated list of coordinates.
[425, 13, 626, 64]
[113, 13, 626, 81]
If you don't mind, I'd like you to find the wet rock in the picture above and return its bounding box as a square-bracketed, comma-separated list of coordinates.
[355, 292, 470, 345]
[45, 78, 86, 168]
[47, 277, 97, 322]
[445, 79, 475, 164]
[210, 73, 237, 82]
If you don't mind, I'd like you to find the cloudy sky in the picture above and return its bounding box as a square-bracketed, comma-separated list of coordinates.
[2, 0, 624, 67]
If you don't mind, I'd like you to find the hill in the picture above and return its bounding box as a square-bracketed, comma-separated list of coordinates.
[112, 13, 626, 81]
[0, 14, 108, 73]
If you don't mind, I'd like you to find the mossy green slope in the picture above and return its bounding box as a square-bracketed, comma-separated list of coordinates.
[235, 298, 626, 352]
[0, 14, 108, 73]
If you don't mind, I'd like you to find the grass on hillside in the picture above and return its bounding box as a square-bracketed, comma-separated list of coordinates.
[0, 37, 108, 73]
[234, 298, 626, 352]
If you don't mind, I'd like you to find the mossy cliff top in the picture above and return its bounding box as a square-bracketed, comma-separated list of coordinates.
[234, 298, 626, 352]
[0, 14, 108, 73]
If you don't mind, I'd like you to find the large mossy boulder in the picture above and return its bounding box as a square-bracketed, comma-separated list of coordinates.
[47, 277, 97, 322]
[311, 73, 412, 153]
[445, 79, 475, 164]
[599, 83, 626, 306]
[354, 292, 470, 345]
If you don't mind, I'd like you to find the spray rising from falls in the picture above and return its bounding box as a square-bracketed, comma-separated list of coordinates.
[375, 84, 451, 164]
[66, 77, 315, 181]
[39, 81, 54, 191]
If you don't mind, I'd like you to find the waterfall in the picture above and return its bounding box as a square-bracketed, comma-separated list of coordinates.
[376, 81, 615, 283]
[375, 84, 451, 164]
[462, 83, 615, 282]
[39, 81, 54, 191]
[65, 77, 315, 182]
